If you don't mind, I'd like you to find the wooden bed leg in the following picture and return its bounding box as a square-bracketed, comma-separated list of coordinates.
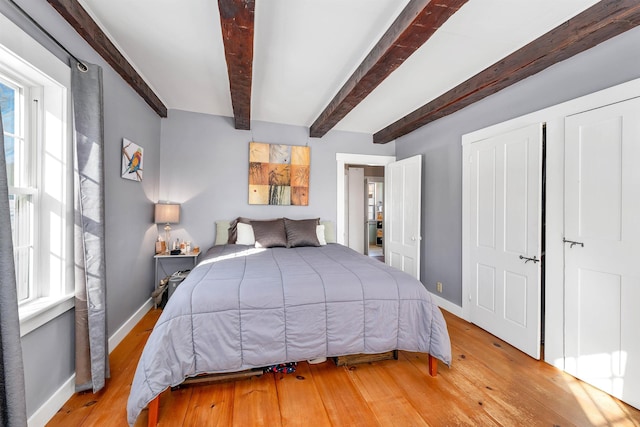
[428, 354, 438, 377]
[148, 395, 160, 427]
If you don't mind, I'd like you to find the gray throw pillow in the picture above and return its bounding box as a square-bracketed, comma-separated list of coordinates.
[252, 219, 288, 248]
[284, 218, 320, 247]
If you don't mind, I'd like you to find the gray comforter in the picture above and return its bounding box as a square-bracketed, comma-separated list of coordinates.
[127, 243, 451, 424]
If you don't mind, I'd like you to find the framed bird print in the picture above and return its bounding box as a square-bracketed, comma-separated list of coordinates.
[121, 138, 143, 181]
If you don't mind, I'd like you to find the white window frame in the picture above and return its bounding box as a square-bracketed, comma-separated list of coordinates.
[1, 13, 74, 336]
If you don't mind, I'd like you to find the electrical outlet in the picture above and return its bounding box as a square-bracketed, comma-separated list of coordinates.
[436, 282, 443, 293]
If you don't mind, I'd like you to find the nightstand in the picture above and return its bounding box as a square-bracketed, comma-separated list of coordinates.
[154, 252, 200, 307]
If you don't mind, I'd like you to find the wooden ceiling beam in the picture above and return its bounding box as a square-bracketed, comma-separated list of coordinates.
[218, 0, 255, 130]
[374, 0, 640, 144]
[309, 0, 468, 139]
[47, 0, 168, 118]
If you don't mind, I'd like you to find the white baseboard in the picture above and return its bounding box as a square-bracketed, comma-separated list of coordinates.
[28, 375, 75, 427]
[28, 298, 153, 427]
[108, 298, 153, 353]
[430, 293, 464, 318]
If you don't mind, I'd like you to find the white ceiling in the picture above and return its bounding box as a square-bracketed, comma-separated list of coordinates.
[78, 0, 601, 135]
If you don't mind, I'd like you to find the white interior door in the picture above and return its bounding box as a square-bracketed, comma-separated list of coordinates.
[468, 123, 543, 359]
[347, 167, 365, 254]
[564, 98, 640, 409]
[385, 155, 421, 280]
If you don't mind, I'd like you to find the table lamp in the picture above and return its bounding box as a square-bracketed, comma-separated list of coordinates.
[154, 203, 180, 251]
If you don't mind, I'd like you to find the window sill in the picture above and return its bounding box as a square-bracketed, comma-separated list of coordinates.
[19, 294, 74, 337]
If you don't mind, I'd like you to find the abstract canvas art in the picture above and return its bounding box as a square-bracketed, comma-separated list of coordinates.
[249, 141, 310, 205]
[121, 138, 143, 181]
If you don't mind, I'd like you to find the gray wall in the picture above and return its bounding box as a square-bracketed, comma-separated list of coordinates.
[159, 111, 395, 249]
[4, 1, 162, 417]
[396, 25, 640, 306]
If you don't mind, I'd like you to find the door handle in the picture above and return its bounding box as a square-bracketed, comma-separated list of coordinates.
[563, 238, 584, 248]
[519, 255, 540, 264]
[411, 236, 422, 241]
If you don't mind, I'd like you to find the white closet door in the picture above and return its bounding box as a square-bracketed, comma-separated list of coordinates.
[468, 123, 543, 359]
[564, 98, 640, 409]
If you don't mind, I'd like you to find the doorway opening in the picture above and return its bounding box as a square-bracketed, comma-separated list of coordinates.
[336, 153, 395, 261]
[366, 176, 384, 261]
[345, 165, 384, 262]
[345, 164, 384, 262]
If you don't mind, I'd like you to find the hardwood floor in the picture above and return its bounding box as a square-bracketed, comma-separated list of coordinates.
[47, 308, 640, 426]
[368, 244, 384, 263]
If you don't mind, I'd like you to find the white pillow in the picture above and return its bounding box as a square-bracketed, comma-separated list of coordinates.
[316, 225, 327, 246]
[214, 220, 230, 246]
[236, 222, 255, 245]
[320, 220, 336, 243]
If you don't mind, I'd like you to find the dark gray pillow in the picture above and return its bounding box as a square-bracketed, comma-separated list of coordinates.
[252, 219, 288, 248]
[284, 218, 320, 247]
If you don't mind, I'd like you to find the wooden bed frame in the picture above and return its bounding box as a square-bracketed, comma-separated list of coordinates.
[145, 353, 438, 426]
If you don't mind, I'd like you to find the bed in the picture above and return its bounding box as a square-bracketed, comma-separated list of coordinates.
[127, 218, 452, 425]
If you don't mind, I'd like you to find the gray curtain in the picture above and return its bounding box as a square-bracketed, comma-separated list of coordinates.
[71, 60, 109, 393]
[0, 99, 28, 425]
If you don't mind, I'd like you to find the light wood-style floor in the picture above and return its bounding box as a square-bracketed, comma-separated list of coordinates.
[47, 308, 640, 426]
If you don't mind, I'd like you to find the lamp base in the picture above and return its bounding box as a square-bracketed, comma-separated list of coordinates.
[164, 224, 172, 250]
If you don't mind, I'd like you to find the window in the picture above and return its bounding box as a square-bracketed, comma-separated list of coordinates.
[2, 75, 35, 303]
[1, 14, 74, 336]
[367, 180, 383, 221]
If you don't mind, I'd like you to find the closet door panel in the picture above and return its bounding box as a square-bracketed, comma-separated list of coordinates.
[564, 97, 640, 409]
[468, 123, 543, 360]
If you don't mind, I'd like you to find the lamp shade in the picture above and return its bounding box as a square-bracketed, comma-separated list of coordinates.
[154, 203, 180, 224]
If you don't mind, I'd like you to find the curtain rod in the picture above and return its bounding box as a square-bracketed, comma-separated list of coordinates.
[8, 0, 87, 72]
